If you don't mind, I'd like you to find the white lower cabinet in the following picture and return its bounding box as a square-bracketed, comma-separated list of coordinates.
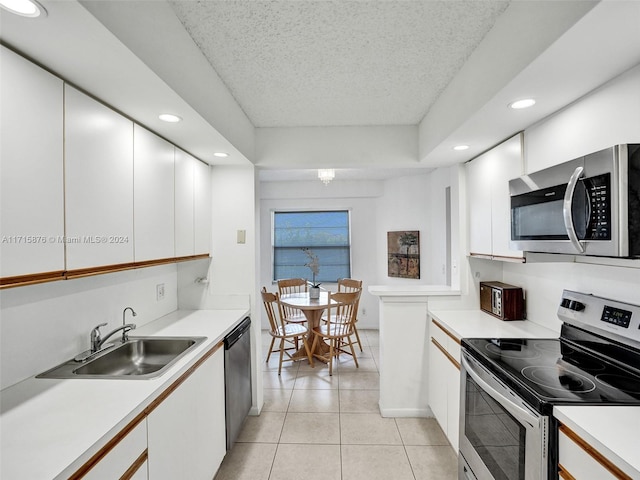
[428, 319, 461, 450]
[84, 421, 148, 480]
[558, 424, 630, 480]
[147, 347, 226, 480]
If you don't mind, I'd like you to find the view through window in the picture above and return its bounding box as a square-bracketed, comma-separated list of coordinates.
[273, 210, 351, 283]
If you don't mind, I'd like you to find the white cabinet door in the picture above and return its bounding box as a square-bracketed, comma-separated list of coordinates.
[0, 46, 65, 278]
[490, 135, 523, 259]
[64, 85, 134, 270]
[174, 148, 195, 257]
[445, 357, 460, 450]
[147, 347, 226, 480]
[466, 152, 493, 257]
[133, 125, 175, 261]
[429, 320, 461, 449]
[466, 133, 523, 259]
[193, 159, 211, 256]
[428, 337, 449, 434]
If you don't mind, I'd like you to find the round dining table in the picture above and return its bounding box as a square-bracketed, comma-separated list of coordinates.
[279, 291, 337, 362]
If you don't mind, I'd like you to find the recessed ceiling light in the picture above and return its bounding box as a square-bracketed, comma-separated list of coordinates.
[453, 145, 469, 151]
[509, 98, 536, 109]
[158, 113, 182, 123]
[0, 0, 46, 17]
[213, 152, 229, 158]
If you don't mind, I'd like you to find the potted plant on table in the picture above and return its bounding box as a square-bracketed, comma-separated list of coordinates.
[302, 248, 321, 299]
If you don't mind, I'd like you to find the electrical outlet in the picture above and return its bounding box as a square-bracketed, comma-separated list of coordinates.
[361, 308, 366, 316]
[156, 283, 165, 301]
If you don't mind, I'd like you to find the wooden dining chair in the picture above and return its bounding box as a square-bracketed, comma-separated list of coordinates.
[277, 278, 308, 325]
[323, 278, 364, 352]
[262, 287, 313, 375]
[312, 290, 360, 376]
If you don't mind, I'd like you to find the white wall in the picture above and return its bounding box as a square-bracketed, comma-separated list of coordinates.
[179, 165, 255, 311]
[0, 264, 178, 389]
[259, 179, 382, 329]
[259, 166, 460, 330]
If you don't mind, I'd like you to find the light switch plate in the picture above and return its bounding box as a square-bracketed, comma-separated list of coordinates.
[237, 230, 246, 244]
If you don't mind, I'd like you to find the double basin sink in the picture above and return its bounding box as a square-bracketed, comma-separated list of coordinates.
[37, 336, 206, 380]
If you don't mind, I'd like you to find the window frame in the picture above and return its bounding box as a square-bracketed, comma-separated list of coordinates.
[271, 209, 352, 284]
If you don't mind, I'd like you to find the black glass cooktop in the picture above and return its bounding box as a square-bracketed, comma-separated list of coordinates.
[462, 335, 640, 413]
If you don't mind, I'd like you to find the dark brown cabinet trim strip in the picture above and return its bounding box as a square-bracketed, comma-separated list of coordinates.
[431, 318, 461, 345]
[431, 337, 461, 370]
[120, 449, 148, 480]
[0, 254, 210, 289]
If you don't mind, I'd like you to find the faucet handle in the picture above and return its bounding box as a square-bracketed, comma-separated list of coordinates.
[92, 322, 107, 334]
[90, 323, 108, 353]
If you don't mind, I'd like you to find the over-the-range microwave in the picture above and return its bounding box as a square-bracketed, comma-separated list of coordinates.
[509, 144, 640, 257]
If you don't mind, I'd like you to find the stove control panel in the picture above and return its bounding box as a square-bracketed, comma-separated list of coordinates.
[558, 290, 640, 348]
[601, 305, 632, 328]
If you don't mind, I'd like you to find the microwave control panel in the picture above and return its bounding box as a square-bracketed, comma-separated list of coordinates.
[585, 173, 611, 240]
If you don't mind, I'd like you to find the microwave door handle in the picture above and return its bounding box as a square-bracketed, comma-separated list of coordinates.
[461, 355, 539, 428]
[563, 166, 585, 253]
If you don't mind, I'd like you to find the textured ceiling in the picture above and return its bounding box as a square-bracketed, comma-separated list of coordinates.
[169, 0, 510, 128]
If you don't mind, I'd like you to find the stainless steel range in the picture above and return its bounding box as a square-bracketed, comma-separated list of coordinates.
[459, 290, 640, 480]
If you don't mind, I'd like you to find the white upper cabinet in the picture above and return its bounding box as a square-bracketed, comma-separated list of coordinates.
[194, 159, 211, 256]
[0, 46, 65, 278]
[467, 133, 524, 260]
[134, 125, 175, 261]
[175, 148, 195, 257]
[175, 148, 211, 257]
[64, 85, 134, 270]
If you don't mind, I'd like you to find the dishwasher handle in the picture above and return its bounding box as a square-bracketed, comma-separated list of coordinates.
[225, 317, 251, 349]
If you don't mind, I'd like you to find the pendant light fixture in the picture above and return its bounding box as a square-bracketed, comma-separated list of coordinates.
[318, 169, 335, 185]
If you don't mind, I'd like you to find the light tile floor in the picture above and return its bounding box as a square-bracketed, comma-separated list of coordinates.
[214, 329, 458, 480]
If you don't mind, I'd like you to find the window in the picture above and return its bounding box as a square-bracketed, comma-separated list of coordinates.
[273, 210, 351, 283]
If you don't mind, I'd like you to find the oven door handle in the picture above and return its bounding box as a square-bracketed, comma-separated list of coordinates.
[563, 166, 586, 253]
[461, 355, 540, 429]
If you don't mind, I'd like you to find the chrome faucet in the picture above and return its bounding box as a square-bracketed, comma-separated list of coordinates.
[122, 307, 137, 342]
[90, 322, 136, 353]
[89, 307, 137, 353]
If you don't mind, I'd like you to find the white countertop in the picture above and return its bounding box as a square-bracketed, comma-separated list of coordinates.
[428, 309, 559, 340]
[369, 284, 461, 297]
[554, 406, 640, 478]
[0, 308, 249, 480]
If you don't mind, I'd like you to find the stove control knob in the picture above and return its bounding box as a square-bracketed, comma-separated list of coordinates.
[569, 300, 585, 311]
[561, 298, 586, 311]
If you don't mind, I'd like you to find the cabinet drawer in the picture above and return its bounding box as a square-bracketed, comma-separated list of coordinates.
[430, 319, 449, 347]
[83, 420, 147, 480]
[558, 425, 631, 480]
[431, 318, 461, 366]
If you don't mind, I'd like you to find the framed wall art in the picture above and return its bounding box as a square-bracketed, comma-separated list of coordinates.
[387, 230, 420, 279]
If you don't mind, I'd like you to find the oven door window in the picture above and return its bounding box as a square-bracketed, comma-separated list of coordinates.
[464, 374, 526, 480]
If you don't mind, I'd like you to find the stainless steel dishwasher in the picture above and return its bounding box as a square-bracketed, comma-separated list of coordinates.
[224, 316, 252, 451]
